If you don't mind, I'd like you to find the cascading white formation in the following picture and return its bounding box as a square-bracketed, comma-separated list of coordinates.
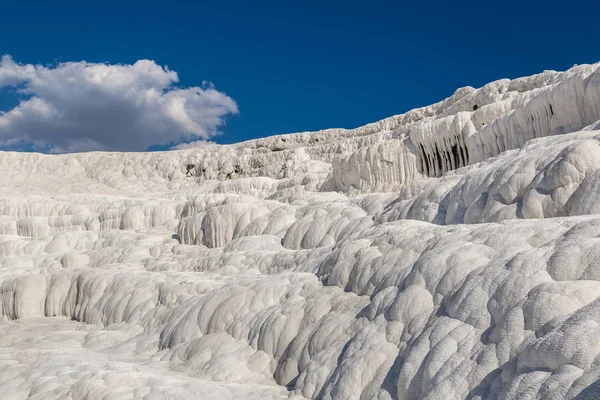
[1, 62, 600, 400]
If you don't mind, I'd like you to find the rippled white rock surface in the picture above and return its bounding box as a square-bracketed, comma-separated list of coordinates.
[2, 63, 600, 399]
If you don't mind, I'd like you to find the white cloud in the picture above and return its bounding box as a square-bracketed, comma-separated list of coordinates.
[0, 55, 238, 152]
[169, 139, 214, 150]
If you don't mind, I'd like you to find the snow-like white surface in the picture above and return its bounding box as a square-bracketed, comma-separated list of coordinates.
[2, 63, 600, 399]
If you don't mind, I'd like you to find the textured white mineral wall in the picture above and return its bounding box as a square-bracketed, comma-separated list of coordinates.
[323, 138, 423, 194]
[325, 63, 600, 193]
[1, 63, 600, 400]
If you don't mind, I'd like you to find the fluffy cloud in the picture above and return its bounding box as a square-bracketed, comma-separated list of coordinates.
[169, 139, 214, 150]
[0, 55, 238, 152]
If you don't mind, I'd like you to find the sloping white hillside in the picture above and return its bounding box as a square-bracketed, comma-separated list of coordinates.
[1, 62, 600, 399]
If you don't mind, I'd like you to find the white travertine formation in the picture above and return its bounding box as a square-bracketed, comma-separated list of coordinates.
[2, 63, 600, 399]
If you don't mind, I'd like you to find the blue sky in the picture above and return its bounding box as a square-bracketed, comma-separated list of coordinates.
[0, 0, 598, 152]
